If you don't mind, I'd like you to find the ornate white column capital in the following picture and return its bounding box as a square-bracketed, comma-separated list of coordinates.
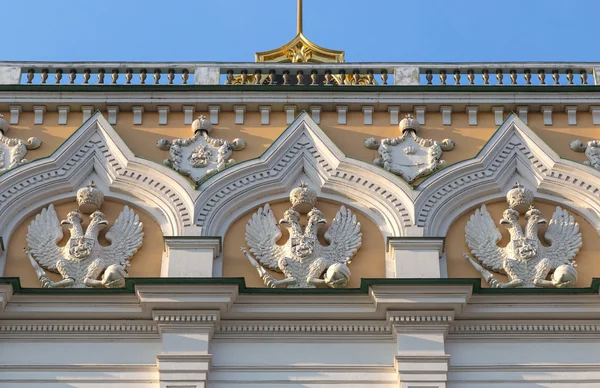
[153, 310, 220, 388]
[388, 311, 453, 388]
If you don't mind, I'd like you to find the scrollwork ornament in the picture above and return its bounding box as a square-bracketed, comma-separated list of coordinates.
[157, 115, 246, 187]
[365, 114, 454, 183]
[241, 183, 362, 288]
[570, 139, 600, 170]
[464, 182, 582, 288]
[0, 114, 42, 174]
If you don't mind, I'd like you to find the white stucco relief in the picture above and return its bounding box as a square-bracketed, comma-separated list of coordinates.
[365, 114, 454, 183]
[157, 115, 246, 186]
[415, 114, 600, 238]
[0, 113, 196, 275]
[0, 114, 41, 174]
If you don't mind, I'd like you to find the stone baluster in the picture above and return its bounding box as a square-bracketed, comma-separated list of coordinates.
[323, 70, 332, 86]
[510, 69, 517, 85]
[566, 69, 574, 85]
[339, 69, 346, 85]
[381, 69, 388, 85]
[139, 69, 147, 84]
[268, 69, 277, 85]
[154, 69, 161, 84]
[98, 69, 105, 84]
[439, 70, 447, 85]
[296, 70, 303, 85]
[482, 69, 489, 85]
[311, 70, 319, 85]
[111, 69, 119, 84]
[125, 69, 133, 84]
[467, 69, 474, 85]
[538, 69, 546, 85]
[225, 70, 233, 85]
[524, 69, 532, 85]
[69, 69, 76, 84]
[55, 69, 63, 84]
[83, 69, 91, 84]
[581, 69, 588, 84]
[26, 69, 34, 84]
[41, 68, 49, 84]
[240, 70, 248, 85]
[496, 69, 503, 85]
[352, 70, 360, 85]
[552, 70, 560, 85]
[425, 69, 433, 85]
[453, 69, 460, 85]
[168, 69, 175, 85]
[282, 70, 290, 85]
[254, 70, 262, 85]
[182, 69, 189, 84]
[367, 70, 375, 85]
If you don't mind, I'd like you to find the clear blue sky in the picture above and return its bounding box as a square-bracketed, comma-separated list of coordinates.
[3, 0, 598, 62]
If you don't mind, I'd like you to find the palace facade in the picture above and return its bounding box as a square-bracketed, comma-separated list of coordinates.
[1, 5, 600, 387]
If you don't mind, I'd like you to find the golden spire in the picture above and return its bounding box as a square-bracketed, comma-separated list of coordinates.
[255, 0, 344, 63]
[297, 0, 303, 35]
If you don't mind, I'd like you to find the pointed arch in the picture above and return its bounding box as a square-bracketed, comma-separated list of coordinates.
[416, 114, 600, 237]
[0, 113, 197, 273]
[195, 112, 414, 238]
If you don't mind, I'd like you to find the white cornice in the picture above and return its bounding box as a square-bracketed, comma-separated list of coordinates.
[2, 90, 600, 112]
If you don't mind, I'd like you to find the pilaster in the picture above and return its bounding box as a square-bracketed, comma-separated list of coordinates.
[387, 237, 444, 278]
[154, 310, 219, 388]
[388, 311, 453, 388]
[162, 237, 221, 277]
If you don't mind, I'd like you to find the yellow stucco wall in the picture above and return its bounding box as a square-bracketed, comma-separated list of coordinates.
[4, 200, 163, 288]
[2, 110, 599, 172]
[445, 200, 600, 288]
[222, 200, 385, 288]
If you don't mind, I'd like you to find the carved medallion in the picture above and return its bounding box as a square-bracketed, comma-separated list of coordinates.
[157, 116, 246, 186]
[570, 139, 600, 170]
[241, 182, 362, 288]
[25, 182, 144, 288]
[464, 182, 582, 288]
[0, 114, 41, 174]
[365, 114, 454, 183]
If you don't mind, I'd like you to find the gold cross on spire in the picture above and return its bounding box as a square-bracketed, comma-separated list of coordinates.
[297, 0, 303, 34]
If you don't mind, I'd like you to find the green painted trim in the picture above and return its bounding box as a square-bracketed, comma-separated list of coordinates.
[1, 277, 599, 295]
[2, 85, 600, 93]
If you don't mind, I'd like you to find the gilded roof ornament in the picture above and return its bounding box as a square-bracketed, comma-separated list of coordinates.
[255, 0, 344, 63]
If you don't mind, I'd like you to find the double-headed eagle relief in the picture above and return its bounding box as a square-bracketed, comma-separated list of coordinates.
[464, 183, 582, 288]
[157, 115, 246, 186]
[24, 183, 144, 288]
[0, 114, 42, 174]
[364, 114, 454, 183]
[241, 183, 362, 288]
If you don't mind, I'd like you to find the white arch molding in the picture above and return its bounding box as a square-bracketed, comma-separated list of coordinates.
[416, 114, 600, 237]
[194, 112, 415, 239]
[0, 113, 197, 275]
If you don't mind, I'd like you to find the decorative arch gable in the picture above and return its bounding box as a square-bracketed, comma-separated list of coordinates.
[195, 112, 415, 237]
[0, 112, 197, 273]
[417, 113, 600, 237]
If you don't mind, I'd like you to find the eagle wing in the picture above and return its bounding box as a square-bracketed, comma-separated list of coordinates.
[26, 204, 65, 272]
[98, 206, 144, 267]
[465, 204, 508, 274]
[245, 203, 285, 271]
[540, 206, 582, 269]
[319, 206, 362, 265]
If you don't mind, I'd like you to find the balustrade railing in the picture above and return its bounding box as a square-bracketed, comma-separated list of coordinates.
[0, 62, 598, 87]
